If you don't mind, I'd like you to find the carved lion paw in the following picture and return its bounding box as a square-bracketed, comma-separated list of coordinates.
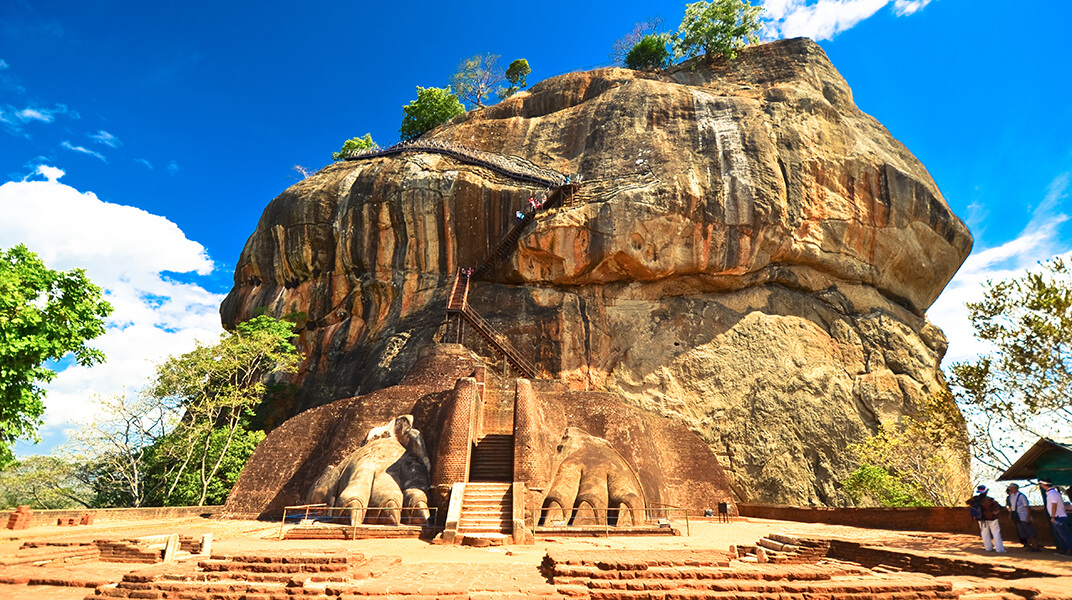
[306, 415, 431, 526]
[540, 428, 645, 527]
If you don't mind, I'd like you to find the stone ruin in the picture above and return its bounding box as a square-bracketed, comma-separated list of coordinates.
[221, 37, 973, 536]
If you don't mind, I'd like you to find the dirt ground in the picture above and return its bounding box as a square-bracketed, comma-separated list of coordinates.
[1, 515, 1070, 599]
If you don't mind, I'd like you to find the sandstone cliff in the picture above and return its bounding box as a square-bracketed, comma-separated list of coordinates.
[221, 38, 972, 505]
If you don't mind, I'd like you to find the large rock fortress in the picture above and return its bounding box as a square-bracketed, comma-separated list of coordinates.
[222, 37, 972, 509]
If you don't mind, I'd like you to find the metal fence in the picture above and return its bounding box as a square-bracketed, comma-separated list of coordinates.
[278, 503, 438, 540]
[535, 505, 689, 537]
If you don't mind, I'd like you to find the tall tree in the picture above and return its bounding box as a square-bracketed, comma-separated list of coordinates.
[399, 86, 465, 141]
[449, 54, 503, 109]
[950, 258, 1072, 472]
[674, 0, 764, 62]
[610, 17, 666, 66]
[151, 314, 300, 505]
[0, 244, 112, 466]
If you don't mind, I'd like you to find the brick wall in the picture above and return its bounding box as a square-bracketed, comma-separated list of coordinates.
[432, 377, 476, 494]
[738, 504, 1056, 547]
[8, 505, 218, 528]
[514, 379, 548, 488]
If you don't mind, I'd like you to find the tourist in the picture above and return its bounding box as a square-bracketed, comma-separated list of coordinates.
[1039, 478, 1072, 556]
[516, 210, 525, 221]
[1005, 484, 1040, 551]
[967, 485, 1005, 552]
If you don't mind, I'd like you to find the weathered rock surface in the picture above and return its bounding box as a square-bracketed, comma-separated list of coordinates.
[221, 38, 972, 504]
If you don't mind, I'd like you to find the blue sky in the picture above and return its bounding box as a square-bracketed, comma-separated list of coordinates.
[1, 0, 1071, 455]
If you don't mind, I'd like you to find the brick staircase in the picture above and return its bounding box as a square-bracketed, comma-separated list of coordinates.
[542, 550, 962, 600]
[469, 433, 514, 482]
[457, 482, 512, 543]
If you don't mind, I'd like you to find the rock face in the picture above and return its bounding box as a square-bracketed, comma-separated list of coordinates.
[221, 38, 972, 505]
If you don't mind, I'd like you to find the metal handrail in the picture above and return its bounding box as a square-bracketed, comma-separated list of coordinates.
[536, 506, 689, 537]
[279, 504, 439, 540]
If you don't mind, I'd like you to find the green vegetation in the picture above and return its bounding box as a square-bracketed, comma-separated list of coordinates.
[0, 244, 112, 467]
[399, 86, 465, 141]
[62, 315, 301, 507]
[950, 258, 1072, 473]
[0, 455, 93, 509]
[610, 17, 666, 66]
[674, 0, 764, 61]
[499, 59, 531, 100]
[625, 35, 671, 71]
[450, 54, 503, 109]
[332, 133, 377, 161]
[843, 390, 969, 507]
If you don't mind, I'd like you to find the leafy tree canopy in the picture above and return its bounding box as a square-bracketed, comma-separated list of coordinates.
[67, 314, 300, 507]
[844, 390, 970, 507]
[0, 244, 112, 466]
[499, 59, 531, 100]
[450, 54, 503, 109]
[625, 34, 671, 71]
[610, 17, 666, 66]
[950, 258, 1072, 473]
[399, 86, 465, 141]
[674, 0, 764, 62]
[331, 133, 377, 161]
[0, 455, 93, 509]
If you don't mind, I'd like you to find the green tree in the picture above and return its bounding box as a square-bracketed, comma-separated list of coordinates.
[498, 59, 532, 100]
[843, 390, 970, 507]
[843, 464, 930, 508]
[674, 0, 764, 62]
[625, 34, 671, 71]
[950, 258, 1072, 472]
[150, 314, 300, 505]
[0, 455, 94, 509]
[67, 315, 300, 507]
[450, 54, 503, 109]
[399, 86, 465, 141]
[331, 133, 377, 161]
[610, 16, 666, 66]
[0, 244, 112, 466]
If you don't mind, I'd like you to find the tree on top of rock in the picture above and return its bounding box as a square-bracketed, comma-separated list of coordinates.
[450, 54, 504, 109]
[674, 0, 764, 62]
[626, 34, 672, 71]
[332, 133, 377, 161]
[498, 59, 531, 100]
[399, 86, 465, 141]
[610, 16, 666, 66]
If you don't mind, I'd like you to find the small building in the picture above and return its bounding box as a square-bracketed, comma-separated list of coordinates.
[998, 437, 1072, 485]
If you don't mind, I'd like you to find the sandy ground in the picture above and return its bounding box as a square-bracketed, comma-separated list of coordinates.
[0, 515, 1070, 599]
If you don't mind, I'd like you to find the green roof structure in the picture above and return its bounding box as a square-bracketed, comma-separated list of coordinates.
[998, 438, 1072, 485]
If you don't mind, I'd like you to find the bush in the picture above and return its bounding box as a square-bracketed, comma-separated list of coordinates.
[625, 35, 671, 71]
[331, 134, 377, 161]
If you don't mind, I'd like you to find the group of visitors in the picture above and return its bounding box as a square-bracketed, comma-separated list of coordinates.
[968, 479, 1072, 556]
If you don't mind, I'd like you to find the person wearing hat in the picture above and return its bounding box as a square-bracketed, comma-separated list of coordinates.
[1039, 478, 1072, 556]
[967, 484, 1006, 552]
[1005, 483, 1040, 551]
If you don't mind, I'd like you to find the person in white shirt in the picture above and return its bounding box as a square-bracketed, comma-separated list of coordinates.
[1005, 484, 1040, 551]
[1039, 478, 1072, 556]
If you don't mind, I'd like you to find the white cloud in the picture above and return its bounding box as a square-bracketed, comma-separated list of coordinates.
[166, 161, 180, 175]
[61, 140, 106, 162]
[89, 129, 121, 148]
[0, 165, 225, 443]
[0, 59, 8, 70]
[929, 172, 1071, 367]
[761, 0, 934, 41]
[892, 0, 932, 16]
[135, 158, 154, 169]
